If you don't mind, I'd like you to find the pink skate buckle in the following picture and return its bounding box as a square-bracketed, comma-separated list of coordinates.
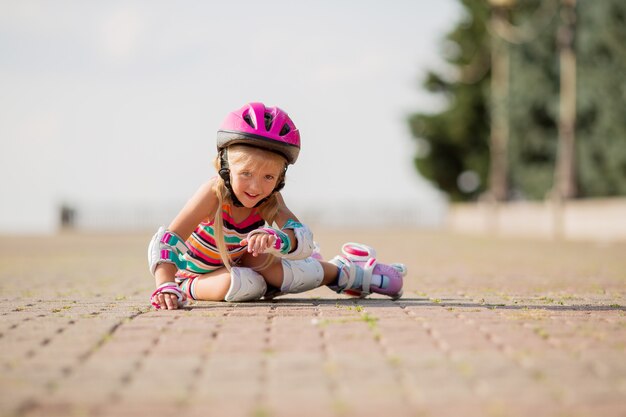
[341, 242, 376, 262]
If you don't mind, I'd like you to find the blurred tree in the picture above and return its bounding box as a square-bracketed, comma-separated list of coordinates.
[408, 0, 491, 202]
[507, 0, 560, 200]
[575, 0, 626, 197]
[409, 0, 626, 201]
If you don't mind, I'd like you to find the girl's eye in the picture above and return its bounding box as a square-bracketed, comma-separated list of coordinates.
[265, 175, 275, 181]
[240, 171, 251, 177]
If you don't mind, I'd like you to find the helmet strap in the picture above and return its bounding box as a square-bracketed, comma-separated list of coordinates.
[218, 149, 244, 207]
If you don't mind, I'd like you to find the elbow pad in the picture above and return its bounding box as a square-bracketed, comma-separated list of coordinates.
[148, 226, 189, 276]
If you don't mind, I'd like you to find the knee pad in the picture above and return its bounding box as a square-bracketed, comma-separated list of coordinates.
[225, 267, 267, 302]
[280, 258, 324, 294]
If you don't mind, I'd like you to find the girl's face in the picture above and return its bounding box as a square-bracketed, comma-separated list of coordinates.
[228, 150, 284, 208]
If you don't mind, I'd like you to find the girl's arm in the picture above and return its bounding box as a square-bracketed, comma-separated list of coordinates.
[167, 178, 219, 240]
[243, 193, 315, 259]
[273, 192, 300, 230]
[151, 179, 219, 308]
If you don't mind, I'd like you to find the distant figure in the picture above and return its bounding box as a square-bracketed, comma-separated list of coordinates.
[60, 204, 76, 229]
[147, 102, 406, 309]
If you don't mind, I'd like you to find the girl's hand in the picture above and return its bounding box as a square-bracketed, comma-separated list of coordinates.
[150, 282, 186, 310]
[156, 292, 180, 310]
[240, 232, 277, 257]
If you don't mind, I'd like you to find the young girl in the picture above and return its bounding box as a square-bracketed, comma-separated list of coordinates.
[148, 102, 406, 310]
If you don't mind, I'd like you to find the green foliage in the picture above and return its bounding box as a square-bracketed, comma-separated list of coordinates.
[508, 0, 559, 199]
[575, 1, 626, 197]
[408, 0, 491, 202]
[408, 0, 626, 201]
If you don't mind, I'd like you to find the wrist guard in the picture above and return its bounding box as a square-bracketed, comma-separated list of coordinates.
[245, 219, 314, 260]
[150, 282, 188, 309]
[246, 227, 292, 256]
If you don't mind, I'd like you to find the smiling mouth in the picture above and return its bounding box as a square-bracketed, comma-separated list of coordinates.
[245, 192, 260, 199]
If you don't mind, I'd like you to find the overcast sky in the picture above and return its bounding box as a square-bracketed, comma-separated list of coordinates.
[0, 0, 461, 233]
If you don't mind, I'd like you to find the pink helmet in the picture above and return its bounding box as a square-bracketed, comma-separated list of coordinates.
[217, 102, 301, 164]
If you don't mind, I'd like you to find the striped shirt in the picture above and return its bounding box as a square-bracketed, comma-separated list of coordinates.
[175, 205, 266, 279]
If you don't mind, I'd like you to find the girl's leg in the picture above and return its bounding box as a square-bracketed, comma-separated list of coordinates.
[238, 243, 405, 300]
[242, 253, 340, 294]
[183, 268, 232, 301]
[240, 254, 284, 287]
[320, 261, 341, 285]
[182, 256, 332, 302]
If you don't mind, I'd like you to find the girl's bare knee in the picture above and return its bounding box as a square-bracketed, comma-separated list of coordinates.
[241, 254, 284, 288]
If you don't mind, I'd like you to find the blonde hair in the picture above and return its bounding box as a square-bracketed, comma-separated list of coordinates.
[211, 145, 287, 271]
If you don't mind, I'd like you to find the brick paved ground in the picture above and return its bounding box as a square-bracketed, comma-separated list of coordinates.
[0, 230, 624, 417]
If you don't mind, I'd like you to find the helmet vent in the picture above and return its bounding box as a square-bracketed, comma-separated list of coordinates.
[243, 113, 255, 128]
[279, 124, 291, 136]
[264, 113, 273, 131]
